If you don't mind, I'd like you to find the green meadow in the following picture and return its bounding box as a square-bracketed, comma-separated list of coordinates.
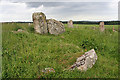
[2, 23, 118, 78]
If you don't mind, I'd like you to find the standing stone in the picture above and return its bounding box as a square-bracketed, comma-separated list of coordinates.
[113, 26, 117, 32]
[70, 49, 97, 71]
[47, 19, 65, 35]
[99, 22, 105, 32]
[28, 23, 31, 26]
[68, 20, 73, 28]
[32, 12, 48, 34]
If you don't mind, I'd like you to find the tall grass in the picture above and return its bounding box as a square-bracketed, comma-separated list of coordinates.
[2, 23, 118, 78]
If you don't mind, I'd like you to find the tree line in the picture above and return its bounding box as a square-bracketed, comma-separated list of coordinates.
[3, 21, 120, 25]
[61, 21, 120, 25]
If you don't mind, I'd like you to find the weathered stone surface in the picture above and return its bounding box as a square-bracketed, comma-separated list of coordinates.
[32, 12, 48, 34]
[12, 29, 28, 33]
[32, 12, 65, 35]
[28, 23, 31, 26]
[99, 22, 105, 32]
[68, 20, 73, 28]
[70, 49, 97, 71]
[47, 19, 65, 35]
[42, 68, 55, 73]
[112, 26, 117, 32]
[17, 29, 23, 32]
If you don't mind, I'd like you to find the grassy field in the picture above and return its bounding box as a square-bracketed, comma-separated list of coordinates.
[2, 23, 118, 78]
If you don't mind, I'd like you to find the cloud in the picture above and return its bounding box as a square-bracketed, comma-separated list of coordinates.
[0, 1, 42, 22]
[25, 2, 65, 8]
[25, 2, 117, 18]
[0, 0, 118, 22]
[2, 0, 119, 2]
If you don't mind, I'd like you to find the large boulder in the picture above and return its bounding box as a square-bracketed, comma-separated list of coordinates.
[70, 49, 97, 71]
[32, 12, 48, 34]
[47, 19, 65, 35]
[32, 12, 65, 35]
[99, 22, 105, 32]
[68, 20, 73, 28]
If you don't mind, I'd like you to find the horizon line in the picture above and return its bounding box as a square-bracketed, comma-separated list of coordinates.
[0, 20, 119, 23]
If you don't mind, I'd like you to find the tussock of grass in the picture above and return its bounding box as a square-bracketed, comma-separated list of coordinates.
[2, 23, 118, 78]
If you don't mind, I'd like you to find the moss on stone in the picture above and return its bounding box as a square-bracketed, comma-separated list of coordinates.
[32, 12, 46, 21]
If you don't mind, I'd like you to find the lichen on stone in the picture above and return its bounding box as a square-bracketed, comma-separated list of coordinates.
[32, 12, 48, 34]
[32, 12, 65, 35]
[68, 20, 74, 28]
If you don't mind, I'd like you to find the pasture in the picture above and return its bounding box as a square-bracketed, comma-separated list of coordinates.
[2, 23, 118, 78]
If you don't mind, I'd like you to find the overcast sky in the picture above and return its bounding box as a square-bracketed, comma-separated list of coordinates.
[0, 0, 119, 22]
